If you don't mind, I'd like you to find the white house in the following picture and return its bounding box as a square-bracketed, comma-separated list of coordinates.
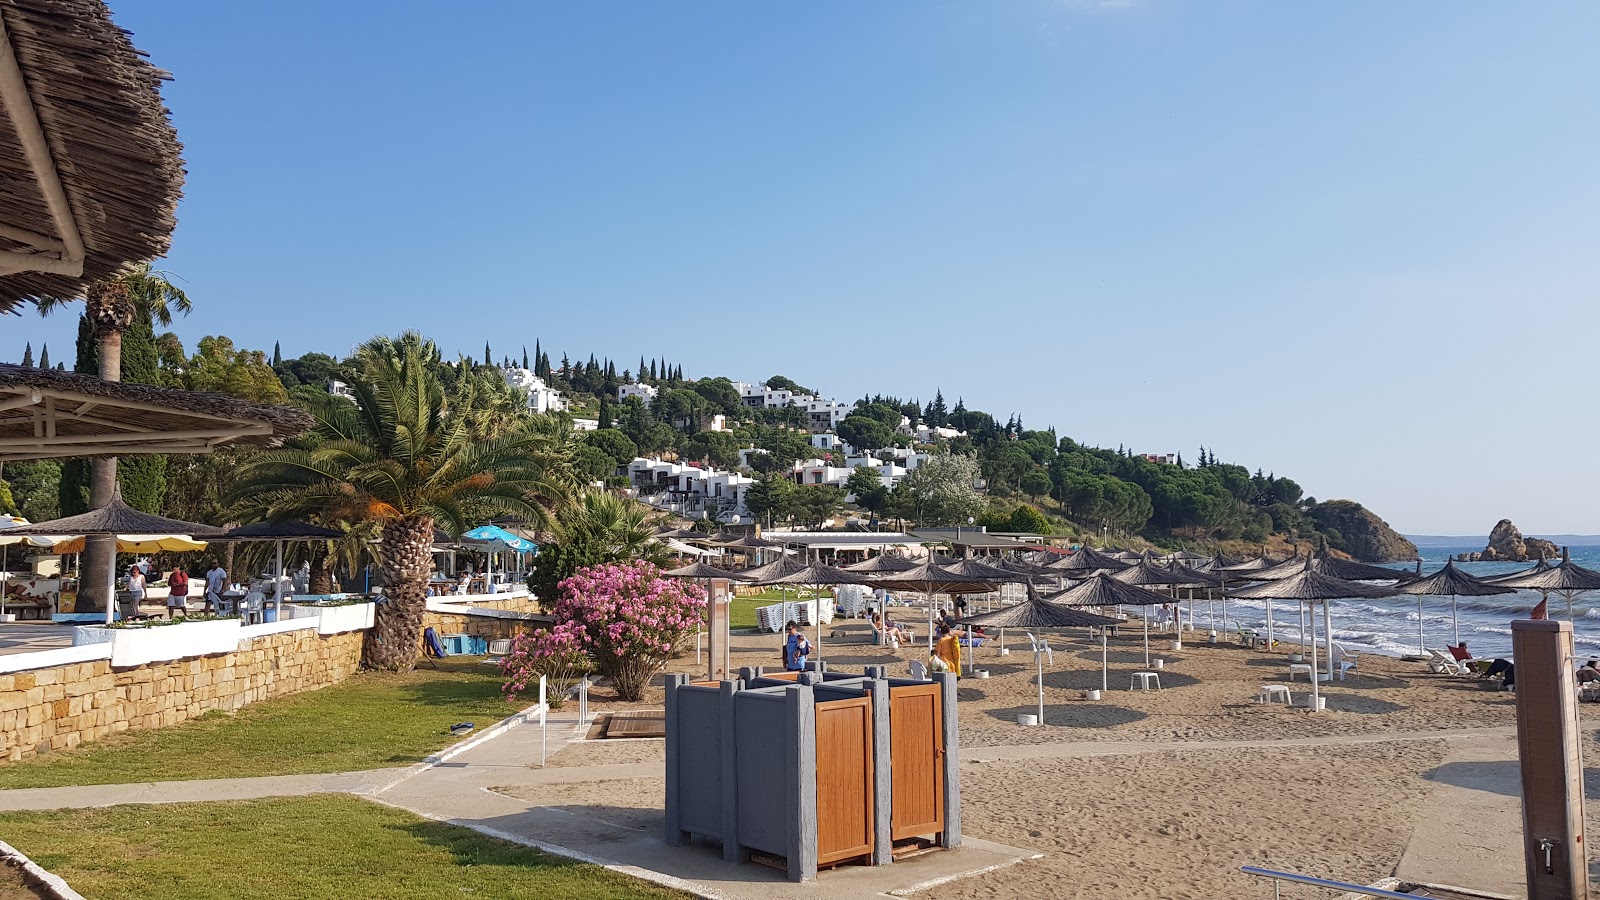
[502, 367, 569, 414]
[328, 379, 357, 403]
[626, 456, 753, 522]
[571, 417, 600, 432]
[618, 383, 659, 405]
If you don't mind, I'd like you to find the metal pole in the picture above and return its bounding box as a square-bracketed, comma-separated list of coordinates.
[1309, 603, 1321, 713]
[1452, 593, 1460, 647]
[1101, 632, 1108, 692]
[275, 539, 284, 620]
[1417, 594, 1425, 656]
[1265, 598, 1274, 650]
[1323, 599, 1334, 682]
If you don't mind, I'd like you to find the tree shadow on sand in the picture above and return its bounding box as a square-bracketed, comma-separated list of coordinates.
[1041, 669, 1200, 691]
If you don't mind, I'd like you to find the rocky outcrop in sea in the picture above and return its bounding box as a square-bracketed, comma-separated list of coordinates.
[1479, 519, 1559, 562]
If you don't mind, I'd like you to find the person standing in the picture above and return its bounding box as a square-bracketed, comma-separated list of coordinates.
[935, 623, 961, 677]
[783, 621, 810, 672]
[204, 560, 228, 614]
[125, 565, 146, 618]
[166, 565, 190, 619]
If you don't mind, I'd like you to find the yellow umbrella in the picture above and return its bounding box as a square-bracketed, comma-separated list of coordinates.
[45, 534, 209, 554]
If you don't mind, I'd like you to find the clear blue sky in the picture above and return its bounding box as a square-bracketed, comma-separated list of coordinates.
[9, 1, 1599, 536]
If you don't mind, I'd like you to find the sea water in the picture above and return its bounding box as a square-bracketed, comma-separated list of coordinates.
[1183, 545, 1600, 662]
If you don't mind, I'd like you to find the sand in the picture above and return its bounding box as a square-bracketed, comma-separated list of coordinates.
[521, 622, 1554, 898]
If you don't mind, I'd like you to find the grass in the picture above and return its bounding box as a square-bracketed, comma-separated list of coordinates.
[0, 659, 517, 789]
[0, 795, 690, 900]
[727, 588, 832, 630]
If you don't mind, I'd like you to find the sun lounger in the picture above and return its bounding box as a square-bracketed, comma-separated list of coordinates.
[1427, 648, 1473, 676]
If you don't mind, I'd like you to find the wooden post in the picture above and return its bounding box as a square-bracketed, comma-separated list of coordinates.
[707, 577, 731, 679]
[1512, 618, 1589, 899]
[663, 673, 689, 845]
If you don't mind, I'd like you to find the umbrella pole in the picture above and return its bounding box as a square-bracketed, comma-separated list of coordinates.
[1309, 603, 1321, 713]
[927, 588, 934, 652]
[1323, 599, 1334, 682]
[1451, 593, 1459, 647]
[275, 540, 284, 620]
[1265, 599, 1274, 650]
[1416, 595, 1424, 656]
[1142, 615, 1149, 666]
[1101, 631, 1108, 692]
[104, 548, 115, 626]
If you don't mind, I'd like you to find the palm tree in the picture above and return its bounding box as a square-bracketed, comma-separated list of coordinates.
[36, 263, 190, 611]
[528, 487, 673, 605]
[231, 333, 576, 671]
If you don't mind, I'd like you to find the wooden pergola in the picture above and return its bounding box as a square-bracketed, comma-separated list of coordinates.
[0, 365, 311, 461]
[0, 0, 183, 312]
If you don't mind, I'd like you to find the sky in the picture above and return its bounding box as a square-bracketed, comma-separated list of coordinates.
[7, 1, 1599, 536]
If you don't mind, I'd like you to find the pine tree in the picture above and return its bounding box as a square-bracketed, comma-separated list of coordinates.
[55, 362, 64, 371]
[622, 369, 632, 382]
[560, 353, 570, 377]
[272, 341, 282, 367]
[20, 343, 31, 367]
[37, 344, 48, 369]
[599, 395, 614, 429]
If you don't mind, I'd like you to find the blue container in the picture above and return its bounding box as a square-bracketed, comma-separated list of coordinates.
[262, 607, 278, 623]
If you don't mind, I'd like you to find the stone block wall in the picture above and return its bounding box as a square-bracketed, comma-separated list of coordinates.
[0, 628, 364, 762]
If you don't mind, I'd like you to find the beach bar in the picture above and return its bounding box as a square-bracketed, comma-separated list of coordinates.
[663, 668, 960, 882]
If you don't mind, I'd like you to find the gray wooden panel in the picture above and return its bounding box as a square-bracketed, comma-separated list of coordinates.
[734, 691, 792, 856]
[676, 687, 724, 838]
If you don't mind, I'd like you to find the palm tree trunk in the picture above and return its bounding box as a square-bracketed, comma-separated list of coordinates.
[308, 543, 334, 594]
[363, 514, 433, 671]
[79, 327, 124, 614]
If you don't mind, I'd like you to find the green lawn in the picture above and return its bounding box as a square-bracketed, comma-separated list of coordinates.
[728, 588, 832, 630]
[0, 795, 689, 900]
[0, 659, 518, 789]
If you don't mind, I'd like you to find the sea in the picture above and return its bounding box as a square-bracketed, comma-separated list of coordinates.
[1192, 545, 1600, 662]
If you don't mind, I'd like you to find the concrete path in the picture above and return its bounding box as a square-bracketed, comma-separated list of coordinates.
[1395, 733, 1528, 897]
[0, 768, 408, 811]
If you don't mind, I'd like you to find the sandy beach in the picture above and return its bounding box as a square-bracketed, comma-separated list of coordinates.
[516, 618, 1565, 899]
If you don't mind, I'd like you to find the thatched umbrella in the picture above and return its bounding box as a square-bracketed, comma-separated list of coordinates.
[868, 560, 1013, 651]
[763, 563, 864, 663]
[1240, 552, 1410, 584]
[1045, 573, 1172, 666]
[1215, 554, 1282, 576]
[1493, 548, 1600, 622]
[1161, 558, 1224, 632]
[1045, 546, 1131, 576]
[958, 590, 1120, 723]
[1483, 555, 1552, 584]
[1390, 560, 1513, 650]
[841, 554, 918, 574]
[1227, 561, 1394, 712]
[6, 486, 219, 623]
[664, 561, 744, 580]
[209, 520, 346, 617]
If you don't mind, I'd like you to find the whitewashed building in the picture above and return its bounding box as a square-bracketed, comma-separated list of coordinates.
[626, 456, 753, 522]
[618, 382, 659, 405]
[502, 367, 569, 414]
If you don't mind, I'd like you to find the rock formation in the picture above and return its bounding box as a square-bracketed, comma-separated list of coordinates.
[1307, 500, 1418, 562]
[1482, 519, 1558, 562]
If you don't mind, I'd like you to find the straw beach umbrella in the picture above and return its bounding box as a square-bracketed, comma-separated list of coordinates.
[1493, 548, 1600, 622]
[1390, 560, 1513, 650]
[958, 590, 1120, 721]
[762, 563, 862, 663]
[5, 486, 220, 623]
[1046, 572, 1172, 666]
[868, 559, 1013, 651]
[1227, 561, 1394, 712]
[1045, 546, 1131, 576]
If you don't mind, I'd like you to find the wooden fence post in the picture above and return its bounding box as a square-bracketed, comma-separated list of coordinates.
[869, 676, 893, 866]
[935, 671, 962, 849]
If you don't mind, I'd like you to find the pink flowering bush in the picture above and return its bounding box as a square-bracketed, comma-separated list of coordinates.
[500, 621, 588, 707]
[553, 560, 706, 701]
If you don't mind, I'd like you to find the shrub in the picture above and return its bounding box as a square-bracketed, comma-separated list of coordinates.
[554, 561, 705, 701]
[499, 622, 588, 708]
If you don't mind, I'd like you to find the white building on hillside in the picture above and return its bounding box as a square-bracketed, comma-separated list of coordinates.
[737, 381, 854, 432]
[502, 367, 569, 414]
[618, 382, 659, 405]
[626, 457, 753, 522]
[328, 380, 357, 403]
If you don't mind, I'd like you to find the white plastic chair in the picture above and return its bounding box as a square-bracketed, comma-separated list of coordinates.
[908, 659, 929, 681]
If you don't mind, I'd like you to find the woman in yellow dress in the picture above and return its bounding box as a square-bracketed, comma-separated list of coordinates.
[934, 623, 961, 677]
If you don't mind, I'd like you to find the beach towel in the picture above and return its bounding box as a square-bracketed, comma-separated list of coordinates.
[424, 626, 448, 658]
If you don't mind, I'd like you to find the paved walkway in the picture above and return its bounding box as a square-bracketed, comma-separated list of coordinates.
[0, 716, 1571, 898]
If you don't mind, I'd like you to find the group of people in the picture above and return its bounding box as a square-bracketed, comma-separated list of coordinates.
[1446, 641, 1600, 692]
[122, 560, 231, 618]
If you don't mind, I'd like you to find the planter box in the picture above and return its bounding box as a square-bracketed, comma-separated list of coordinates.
[316, 602, 375, 635]
[75, 618, 243, 667]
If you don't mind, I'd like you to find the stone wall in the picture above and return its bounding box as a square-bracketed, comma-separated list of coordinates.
[0, 628, 363, 762]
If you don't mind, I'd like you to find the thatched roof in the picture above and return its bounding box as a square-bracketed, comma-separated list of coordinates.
[1237, 553, 1409, 584]
[1226, 561, 1395, 601]
[663, 561, 743, 580]
[865, 560, 1011, 595]
[6, 484, 218, 535]
[1161, 560, 1225, 588]
[1045, 546, 1131, 573]
[0, 364, 312, 460]
[1391, 560, 1514, 597]
[1484, 557, 1552, 584]
[1109, 558, 1204, 589]
[1216, 554, 1283, 574]
[733, 554, 809, 584]
[710, 534, 786, 550]
[764, 564, 862, 587]
[0, 0, 184, 312]
[841, 554, 918, 574]
[1493, 559, 1600, 593]
[1043, 573, 1170, 608]
[209, 520, 344, 542]
[958, 597, 1119, 630]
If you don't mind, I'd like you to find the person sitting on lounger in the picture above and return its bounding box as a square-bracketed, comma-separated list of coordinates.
[1482, 658, 1515, 688]
[1578, 659, 1600, 684]
[871, 611, 909, 645]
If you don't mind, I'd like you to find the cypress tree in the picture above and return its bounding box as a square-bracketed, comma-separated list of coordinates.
[484, 341, 492, 366]
[38, 344, 48, 369]
[115, 316, 167, 512]
[57, 316, 98, 516]
[272, 341, 282, 367]
[522, 346, 529, 369]
[20, 343, 32, 367]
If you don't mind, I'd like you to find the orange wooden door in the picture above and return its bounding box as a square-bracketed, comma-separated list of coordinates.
[764, 671, 802, 682]
[815, 695, 875, 865]
[889, 683, 944, 841]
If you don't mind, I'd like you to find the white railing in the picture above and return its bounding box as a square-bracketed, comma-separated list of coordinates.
[1240, 866, 1420, 899]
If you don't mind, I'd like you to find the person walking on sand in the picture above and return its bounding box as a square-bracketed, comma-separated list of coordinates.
[166, 564, 190, 619]
[783, 620, 811, 672]
[125, 565, 146, 618]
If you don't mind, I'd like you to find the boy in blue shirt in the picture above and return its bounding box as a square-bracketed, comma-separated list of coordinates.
[783, 621, 810, 672]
